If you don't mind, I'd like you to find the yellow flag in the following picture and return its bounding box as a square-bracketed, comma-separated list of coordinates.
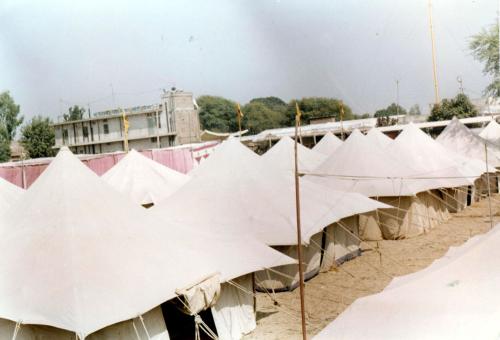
[295, 101, 301, 121]
[122, 110, 129, 133]
[236, 103, 244, 118]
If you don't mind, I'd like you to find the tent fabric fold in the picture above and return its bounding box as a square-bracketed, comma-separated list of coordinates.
[312, 132, 343, 156]
[0, 147, 293, 337]
[313, 223, 500, 340]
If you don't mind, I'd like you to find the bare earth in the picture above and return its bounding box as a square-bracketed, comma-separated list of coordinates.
[244, 195, 500, 340]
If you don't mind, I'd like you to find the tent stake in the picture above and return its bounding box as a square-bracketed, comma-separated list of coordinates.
[485, 142, 494, 229]
[294, 103, 307, 340]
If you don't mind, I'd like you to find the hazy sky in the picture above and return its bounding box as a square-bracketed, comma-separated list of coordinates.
[0, 0, 497, 122]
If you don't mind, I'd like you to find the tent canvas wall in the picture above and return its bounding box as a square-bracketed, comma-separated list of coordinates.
[314, 223, 500, 340]
[0, 307, 168, 340]
[0, 147, 293, 338]
[155, 138, 387, 292]
[308, 129, 446, 240]
[0, 177, 23, 216]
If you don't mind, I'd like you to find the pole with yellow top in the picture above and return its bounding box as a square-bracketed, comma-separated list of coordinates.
[120, 108, 130, 152]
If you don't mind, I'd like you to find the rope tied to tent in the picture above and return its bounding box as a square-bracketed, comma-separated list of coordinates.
[11, 321, 21, 340]
[175, 296, 219, 340]
[138, 314, 151, 340]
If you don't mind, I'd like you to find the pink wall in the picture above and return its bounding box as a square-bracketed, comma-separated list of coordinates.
[0, 143, 217, 189]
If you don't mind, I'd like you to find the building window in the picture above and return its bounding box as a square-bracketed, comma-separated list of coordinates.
[103, 120, 109, 134]
[62, 129, 68, 145]
[82, 126, 89, 138]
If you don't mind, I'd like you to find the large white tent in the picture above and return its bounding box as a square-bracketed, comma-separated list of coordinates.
[0, 147, 293, 339]
[437, 117, 500, 167]
[0, 177, 23, 216]
[101, 149, 190, 206]
[312, 132, 343, 156]
[365, 128, 392, 148]
[437, 118, 500, 200]
[261, 136, 325, 174]
[314, 223, 500, 340]
[387, 123, 476, 213]
[308, 129, 451, 240]
[479, 119, 500, 143]
[154, 138, 387, 292]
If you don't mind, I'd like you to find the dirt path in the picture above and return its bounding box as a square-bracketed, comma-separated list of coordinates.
[244, 195, 500, 339]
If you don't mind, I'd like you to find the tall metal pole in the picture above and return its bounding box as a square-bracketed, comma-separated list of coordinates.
[340, 101, 345, 141]
[294, 106, 307, 340]
[485, 143, 494, 229]
[428, 0, 440, 104]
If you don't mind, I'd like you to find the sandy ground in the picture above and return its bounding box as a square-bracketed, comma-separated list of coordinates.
[244, 195, 500, 339]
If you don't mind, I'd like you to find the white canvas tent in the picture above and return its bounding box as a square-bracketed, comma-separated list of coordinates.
[437, 117, 500, 167]
[387, 123, 476, 213]
[479, 119, 500, 143]
[314, 223, 500, 340]
[312, 132, 343, 156]
[154, 138, 387, 293]
[437, 117, 500, 200]
[261, 136, 325, 174]
[365, 128, 392, 148]
[0, 147, 293, 339]
[101, 149, 190, 206]
[0, 177, 23, 216]
[308, 129, 451, 240]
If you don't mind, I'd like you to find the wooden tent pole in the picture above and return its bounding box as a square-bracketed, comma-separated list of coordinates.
[294, 104, 307, 340]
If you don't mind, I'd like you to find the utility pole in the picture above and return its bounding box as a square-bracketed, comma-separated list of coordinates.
[457, 76, 464, 94]
[428, 0, 440, 104]
[396, 80, 400, 116]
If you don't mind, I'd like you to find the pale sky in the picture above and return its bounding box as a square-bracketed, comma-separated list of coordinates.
[0, 0, 497, 122]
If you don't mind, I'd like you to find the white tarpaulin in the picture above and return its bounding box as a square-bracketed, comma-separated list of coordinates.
[312, 132, 343, 156]
[314, 223, 500, 340]
[0, 147, 294, 338]
[261, 136, 326, 174]
[365, 128, 393, 148]
[101, 149, 190, 206]
[0, 177, 23, 216]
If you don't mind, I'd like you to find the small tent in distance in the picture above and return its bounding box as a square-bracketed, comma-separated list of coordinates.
[312, 132, 343, 156]
[102, 149, 190, 207]
[479, 119, 500, 144]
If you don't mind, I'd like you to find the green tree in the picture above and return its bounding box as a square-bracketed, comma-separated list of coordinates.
[0, 126, 10, 162]
[374, 103, 407, 117]
[0, 91, 24, 141]
[242, 101, 287, 135]
[20, 116, 56, 159]
[285, 97, 354, 126]
[428, 93, 478, 122]
[197, 96, 238, 132]
[249, 97, 287, 111]
[470, 22, 500, 96]
[63, 105, 85, 122]
[408, 104, 421, 116]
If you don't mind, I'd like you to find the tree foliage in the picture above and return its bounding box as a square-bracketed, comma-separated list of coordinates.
[242, 101, 287, 135]
[20, 116, 56, 159]
[374, 103, 407, 117]
[285, 97, 354, 126]
[0, 91, 24, 141]
[197, 96, 238, 133]
[428, 93, 478, 122]
[408, 104, 421, 116]
[63, 105, 85, 122]
[0, 126, 10, 162]
[470, 23, 500, 96]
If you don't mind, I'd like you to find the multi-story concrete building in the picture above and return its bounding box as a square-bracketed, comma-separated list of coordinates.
[53, 89, 201, 154]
